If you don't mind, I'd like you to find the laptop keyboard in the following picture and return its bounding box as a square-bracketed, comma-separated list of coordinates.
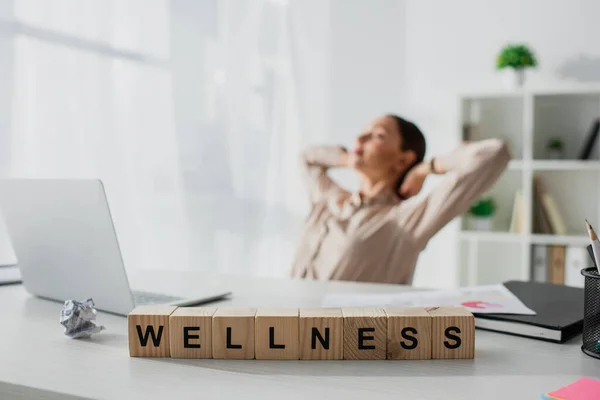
[133, 290, 185, 306]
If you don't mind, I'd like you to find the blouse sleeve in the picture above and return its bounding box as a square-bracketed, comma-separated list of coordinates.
[300, 145, 348, 204]
[401, 138, 511, 246]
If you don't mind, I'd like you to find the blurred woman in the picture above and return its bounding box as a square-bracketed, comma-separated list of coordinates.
[289, 114, 510, 284]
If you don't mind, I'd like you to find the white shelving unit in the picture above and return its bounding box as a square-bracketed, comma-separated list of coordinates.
[457, 85, 600, 286]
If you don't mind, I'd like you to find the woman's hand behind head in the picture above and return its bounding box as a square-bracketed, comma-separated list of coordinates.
[398, 162, 430, 199]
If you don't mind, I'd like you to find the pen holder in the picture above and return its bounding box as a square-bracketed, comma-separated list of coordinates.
[581, 267, 600, 359]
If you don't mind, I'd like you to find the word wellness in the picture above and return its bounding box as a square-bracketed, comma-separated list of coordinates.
[128, 306, 475, 360]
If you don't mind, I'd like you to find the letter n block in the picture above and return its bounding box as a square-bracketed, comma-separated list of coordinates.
[169, 307, 216, 358]
[299, 308, 343, 360]
[128, 305, 178, 357]
[212, 308, 257, 359]
[255, 308, 299, 360]
[427, 306, 474, 359]
[385, 307, 432, 360]
[342, 308, 387, 360]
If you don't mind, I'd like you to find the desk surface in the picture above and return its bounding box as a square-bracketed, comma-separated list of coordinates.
[0, 269, 598, 400]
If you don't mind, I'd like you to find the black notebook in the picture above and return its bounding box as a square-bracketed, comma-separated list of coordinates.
[474, 280, 584, 343]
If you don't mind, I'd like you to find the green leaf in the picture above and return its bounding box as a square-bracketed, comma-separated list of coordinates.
[469, 198, 496, 217]
[496, 43, 538, 69]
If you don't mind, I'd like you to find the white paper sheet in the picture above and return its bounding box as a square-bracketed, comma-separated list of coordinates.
[322, 284, 536, 315]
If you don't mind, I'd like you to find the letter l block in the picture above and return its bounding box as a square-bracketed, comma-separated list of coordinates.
[212, 308, 257, 359]
[255, 308, 299, 360]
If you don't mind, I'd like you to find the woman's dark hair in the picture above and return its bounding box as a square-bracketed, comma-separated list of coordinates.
[388, 114, 426, 199]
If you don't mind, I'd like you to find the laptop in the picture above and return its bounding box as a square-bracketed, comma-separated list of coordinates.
[0, 178, 231, 315]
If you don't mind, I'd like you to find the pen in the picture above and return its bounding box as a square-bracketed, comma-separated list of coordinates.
[585, 220, 600, 273]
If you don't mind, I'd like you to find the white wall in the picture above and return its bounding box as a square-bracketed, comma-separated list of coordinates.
[327, 0, 408, 190]
[404, 0, 600, 288]
[0, 0, 13, 172]
[0, 0, 17, 266]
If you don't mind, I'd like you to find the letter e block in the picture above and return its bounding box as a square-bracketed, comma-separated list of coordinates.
[212, 308, 257, 359]
[427, 306, 474, 359]
[299, 308, 343, 360]
[128, 305, 178, 357]
[385, 307, 432, 360]
[169, 307, 216, 358]
[342, 308, 387, 360]
[255, 308, 299, 360]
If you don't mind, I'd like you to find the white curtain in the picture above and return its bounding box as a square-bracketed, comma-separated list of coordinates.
[7, 0, 189, 272]
[3, 0, 332, 277]
[177, 0, 331, 277]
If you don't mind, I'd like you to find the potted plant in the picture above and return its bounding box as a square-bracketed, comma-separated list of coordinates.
[546, 138, 564, 159]
[496, 44, 538, 88]
[469, 198, 496, 231]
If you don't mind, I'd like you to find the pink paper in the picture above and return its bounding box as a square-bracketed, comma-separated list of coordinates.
[547, 377, 600, 400]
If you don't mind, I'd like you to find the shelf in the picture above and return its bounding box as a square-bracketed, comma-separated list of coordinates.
[507, 160, 523, 170]
[462, 97, 524, 159]
[506, 160, 600, 171]
[534, 94, 600, 161]
[531, 160, 600, 171]
[458, 88, 600, 287]
[531, 170, 598, 236]
[460, 85, 600, 99]
[530, 234, 590, 247]
[460, 232, 590, 247]
[458, 239, 524, 286]
[459, 231, 523, 243]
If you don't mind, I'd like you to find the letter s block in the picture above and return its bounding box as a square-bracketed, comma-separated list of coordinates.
[212, 308, 257, 359]
[385, 307, 432, 360]
[169, 307, 217, 358]
[342, 308, 387, 360]
[427, 306, 474, 359]
[299, 308, 343, 360]
[128, 305, 178, 357]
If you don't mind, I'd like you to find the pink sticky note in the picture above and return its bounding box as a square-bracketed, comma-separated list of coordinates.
[547, 377, 600, 399]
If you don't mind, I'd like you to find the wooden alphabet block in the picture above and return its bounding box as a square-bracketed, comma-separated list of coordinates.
[385, 308, 432, 360]
[212, 308, 257, 359]
[169, 307, 217, 359]
[299, 308, 343, 360]
[127, 306, 477, 361]
[128, 305, 178, 357]
[427, 306, 475, 359]
[342, 308, 387, 360]
[255, 308, 299, 360]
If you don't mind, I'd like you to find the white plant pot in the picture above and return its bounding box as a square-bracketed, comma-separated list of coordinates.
[547, 149, 564, 160]
[471, 217, 494, 231]
[502, 68, 526, 89]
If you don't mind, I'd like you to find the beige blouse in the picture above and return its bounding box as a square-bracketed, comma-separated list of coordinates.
[289, 139, 511, 284]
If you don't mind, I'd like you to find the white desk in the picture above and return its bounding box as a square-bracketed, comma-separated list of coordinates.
[0, 269, 598, 399]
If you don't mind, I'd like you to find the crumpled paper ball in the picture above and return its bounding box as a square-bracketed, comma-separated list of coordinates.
[60, 298, 105, 339]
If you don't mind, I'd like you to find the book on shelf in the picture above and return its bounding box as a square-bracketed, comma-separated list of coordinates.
[532, 175, 567, 235]
[530, 244, 588, 288]
[578, 117, 600, 160]
[509, 190, 523, 233]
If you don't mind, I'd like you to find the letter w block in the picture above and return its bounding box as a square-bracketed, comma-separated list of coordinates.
[128, 306, 178, 357]
[299, 308, 343, 360]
